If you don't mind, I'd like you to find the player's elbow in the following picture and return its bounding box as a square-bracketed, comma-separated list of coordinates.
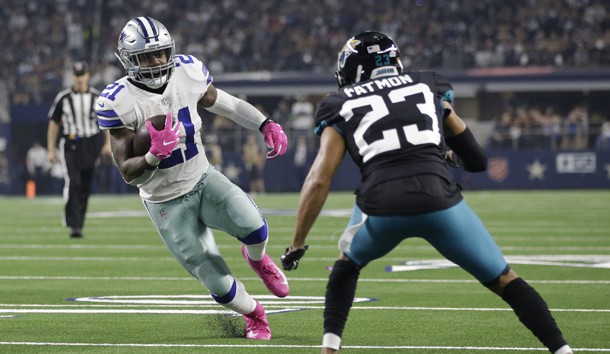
[125, 168, 156, 186]
[304, 172, 332, 191]
[122, 170, 140, 185]
[463, 157, 487, 172]
[118, 164, 144, 185]
[310, 179, 331, 190]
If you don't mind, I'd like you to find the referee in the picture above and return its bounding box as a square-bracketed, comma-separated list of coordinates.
[47, 62, 111, 238]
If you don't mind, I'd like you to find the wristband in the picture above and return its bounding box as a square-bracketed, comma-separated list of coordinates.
[144, 151, 161, 166]
[258, 118, 275, 132]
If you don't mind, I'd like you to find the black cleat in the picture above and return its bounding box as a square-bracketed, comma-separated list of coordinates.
[70, 228, 83, 238]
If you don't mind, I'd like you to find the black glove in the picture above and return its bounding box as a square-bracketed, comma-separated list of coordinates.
[444, 149, 462, 168]
[281, 245, 309, 271]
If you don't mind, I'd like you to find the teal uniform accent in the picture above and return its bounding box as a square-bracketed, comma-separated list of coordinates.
[343, 200, 507, 284]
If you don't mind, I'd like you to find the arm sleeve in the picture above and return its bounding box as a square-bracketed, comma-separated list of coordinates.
[444, 127, 488, 172]
[204, 89, 266, 131]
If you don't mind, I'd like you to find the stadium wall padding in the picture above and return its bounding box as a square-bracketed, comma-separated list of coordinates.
[244, 150, 610, 192]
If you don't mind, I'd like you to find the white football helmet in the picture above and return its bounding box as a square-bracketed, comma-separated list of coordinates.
[116, 17, 175, 88]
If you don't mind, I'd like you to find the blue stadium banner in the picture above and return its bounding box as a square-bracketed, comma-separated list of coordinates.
[260, 150, 610, 192]
[455, 150, 610, 190]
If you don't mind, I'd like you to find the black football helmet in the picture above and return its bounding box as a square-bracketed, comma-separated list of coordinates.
[335, 31, 403, 88]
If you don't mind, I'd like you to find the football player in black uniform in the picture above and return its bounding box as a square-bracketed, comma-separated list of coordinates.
[281, 31, 572, 354]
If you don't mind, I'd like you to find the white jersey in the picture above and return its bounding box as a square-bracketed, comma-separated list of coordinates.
[96, 55, 212, 202]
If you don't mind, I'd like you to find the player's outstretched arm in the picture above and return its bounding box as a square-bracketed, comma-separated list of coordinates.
[200, 84, 288, 159]
[283, 127, 345, 271]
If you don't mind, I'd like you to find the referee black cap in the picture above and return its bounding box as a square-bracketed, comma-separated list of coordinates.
[73, 62, 89, 76]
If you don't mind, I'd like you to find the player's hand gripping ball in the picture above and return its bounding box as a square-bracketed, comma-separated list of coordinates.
[133, 114, 166, 156]
[133, 113, 181, 158]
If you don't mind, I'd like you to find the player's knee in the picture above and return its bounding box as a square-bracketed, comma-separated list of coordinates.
[328, 258, 360, 285]
[177, 244, 210, 267]
[226, 193, 262, 229]
[211, 279, 237, 304]
[239, 219, 268, 245]
[483, 266, 519, 294]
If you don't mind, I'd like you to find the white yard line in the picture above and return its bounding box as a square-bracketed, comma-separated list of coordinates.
[1, 275, 610, 285]
[0, 342, 608, 352]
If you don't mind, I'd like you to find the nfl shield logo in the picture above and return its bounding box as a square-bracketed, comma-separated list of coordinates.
[488, 158, 509, 182]
[159, 209, 167, 218]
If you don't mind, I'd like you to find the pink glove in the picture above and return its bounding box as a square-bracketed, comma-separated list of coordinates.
[148, 112, 181, 160]
[261, 120, 288, 159]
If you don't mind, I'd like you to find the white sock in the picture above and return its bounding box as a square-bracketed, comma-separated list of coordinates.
[322, 333, 341, 351]
[244, 239, 267, 261]
[554, 345, 573, 354]
[222, 279, 256, 315]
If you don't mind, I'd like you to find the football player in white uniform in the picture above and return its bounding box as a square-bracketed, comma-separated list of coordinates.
[95, 16, 289, 340]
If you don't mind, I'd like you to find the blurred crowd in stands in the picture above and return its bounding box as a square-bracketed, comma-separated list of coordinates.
[487, 102, 608, 151]
[2, 0, 609, 105]
[2, 0, 610, 195]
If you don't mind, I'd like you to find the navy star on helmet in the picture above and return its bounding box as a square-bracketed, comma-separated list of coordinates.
[335, 31, 403, 88]
[116, 16, 175, 88]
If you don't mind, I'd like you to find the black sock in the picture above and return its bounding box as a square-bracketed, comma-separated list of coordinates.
[324, 259, 360, 338]
[501, 278, 568, 353]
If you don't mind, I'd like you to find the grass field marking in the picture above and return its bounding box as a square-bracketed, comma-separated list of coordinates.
[2, 275, 610, 285]
[3, 253, 610, 263]
[1, 305, 607, 314]
[0, 243, 161, 250]
[69, 294, 373, 306]
[496, 236, 610, 242]
[86, 208, 353, 219]
[0, 342, 608, 352]
[0, 309, 297, 315]
[0, 275, 193, 281]
[87, 211, 149, 218]
[501, 246, 610, 251]
[0, 256, 148, 261]
[346, 306, 610, 313]
[387, 255, 610, 273]
[2, 243, 608, 253]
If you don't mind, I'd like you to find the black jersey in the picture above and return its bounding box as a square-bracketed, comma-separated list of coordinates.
[314, 70, 462, 214]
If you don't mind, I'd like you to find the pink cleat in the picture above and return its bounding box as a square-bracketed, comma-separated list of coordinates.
[242, 245, 290, 298]
[244, 301, 271, 340]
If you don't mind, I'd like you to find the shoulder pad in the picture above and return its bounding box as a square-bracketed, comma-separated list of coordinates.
[95, 78, 134, 130]
[174, 55, 213, 86]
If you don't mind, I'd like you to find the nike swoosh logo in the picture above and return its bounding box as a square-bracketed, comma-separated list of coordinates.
[97, 102, 105, 107]
[162, 140, 175, 146]
[247, 330, 258, 337]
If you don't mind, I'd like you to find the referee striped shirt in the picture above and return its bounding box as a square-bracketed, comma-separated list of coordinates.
[48, 87, 101, 138]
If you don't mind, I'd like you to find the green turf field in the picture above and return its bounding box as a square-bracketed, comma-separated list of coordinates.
[0, 190, 609, 353]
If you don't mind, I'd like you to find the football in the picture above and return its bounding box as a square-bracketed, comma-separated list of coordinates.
[132, 114, 166, 156]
